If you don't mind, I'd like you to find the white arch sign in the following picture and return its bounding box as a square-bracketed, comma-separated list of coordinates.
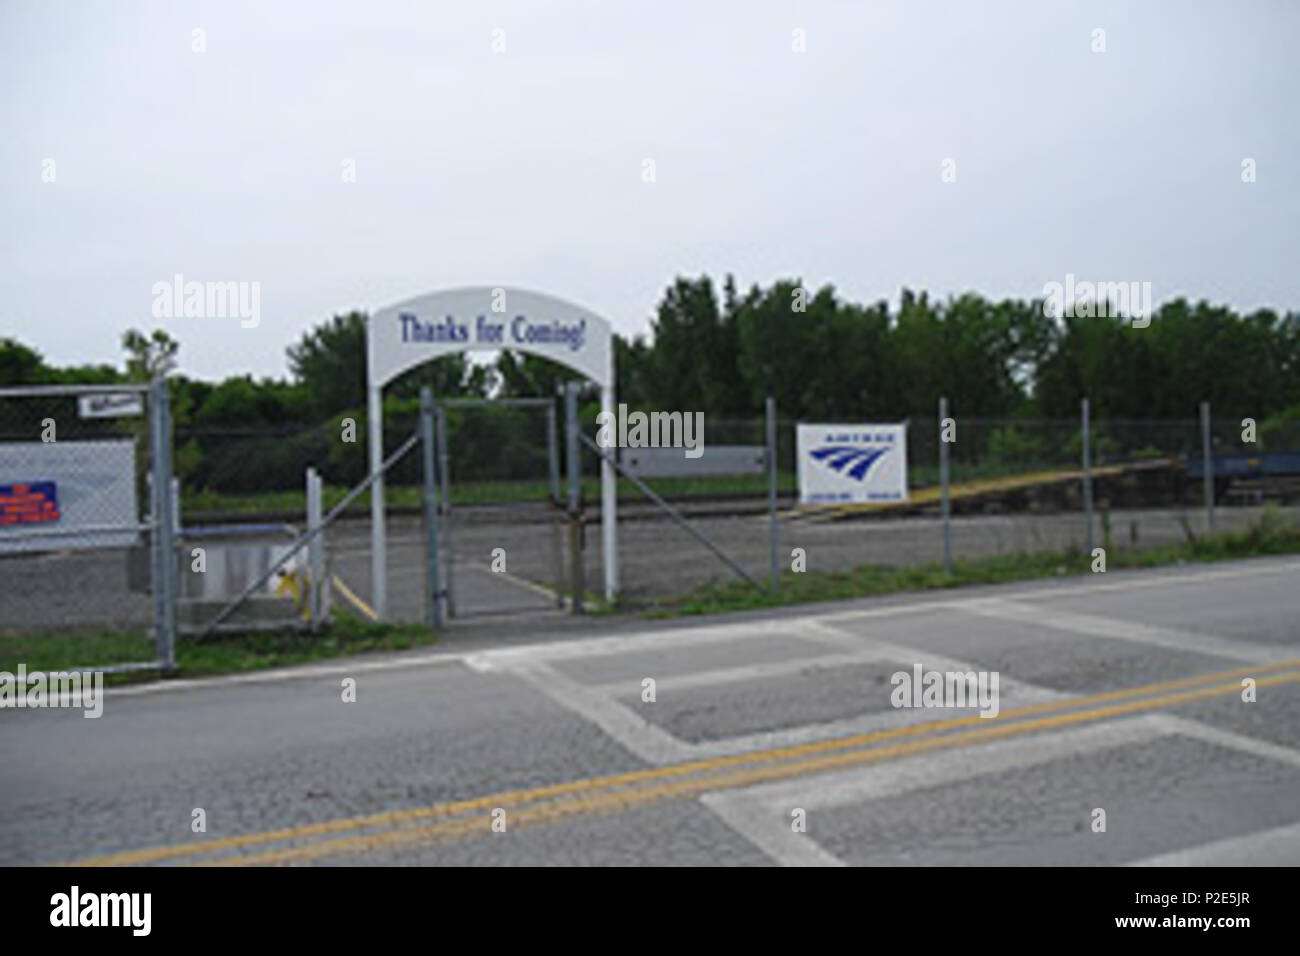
[366, 286, 618, 617]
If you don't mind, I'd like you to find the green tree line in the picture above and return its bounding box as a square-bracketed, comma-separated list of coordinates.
[3, 276, 1298, 494]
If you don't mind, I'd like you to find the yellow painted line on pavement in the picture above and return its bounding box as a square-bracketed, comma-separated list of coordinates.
[216, 670, 1300, 866]
[61, 657, 1298, 867]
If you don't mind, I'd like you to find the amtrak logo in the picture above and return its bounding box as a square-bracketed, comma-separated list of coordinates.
[798, 424, 907, 505]
[809, 445, 892, 481]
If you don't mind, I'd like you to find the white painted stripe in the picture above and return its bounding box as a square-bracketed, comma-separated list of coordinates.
[1128, 821, 1300, 866]
[1129, 715, 1300, 866]
[706, 712, 1300, 869]
[716, 714, 1170, 812]
[796, 617, 1069, 702]
[462, 653, 499, 673]
[464, 616, 808, 668]
[588, 648, 890, 696]
[810, 558, 1300, 627]
[701, 791, 848, 867]
[94, 649, 467, 700]
[505, 660, 694, 764]
[1148, 714, 1300, 769]
[479, 638, 1057, 767]
[959, 598, 1288, 663]
[695, 716, 1171, 867]
[578, 617, 1066, 762]
[468, 559, 1300, 670]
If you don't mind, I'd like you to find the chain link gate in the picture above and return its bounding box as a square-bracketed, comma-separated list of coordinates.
[433, 397, 565, 620]
[172, 391, 566, 639]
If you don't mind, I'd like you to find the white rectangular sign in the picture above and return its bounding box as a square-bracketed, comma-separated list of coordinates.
[78, 392, 143, 418]
[797, 423, 908, 505]
[0, 440, 139, 553]
[619, 445, 766, 478]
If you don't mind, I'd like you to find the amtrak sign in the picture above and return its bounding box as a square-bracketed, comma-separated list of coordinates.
[368, 287, 611, 388]
[797, 423, 908, 505]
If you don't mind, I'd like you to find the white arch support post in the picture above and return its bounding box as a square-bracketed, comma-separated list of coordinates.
[366, 286, 619, 620]
[600, 351, 617, 603]
[367, 382, 386, 619]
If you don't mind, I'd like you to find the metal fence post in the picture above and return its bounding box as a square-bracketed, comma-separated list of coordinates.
[149, 376, 176, 669]
[420, 388, 443, 630]
[1201, 400, 1215, 532]
[546, 400, 565, 609]
[435, 404, 454, 618]
[766, 396, 779, 592]
[171, 476, 181, 534]
[939, 397, 952, 574]
[565, 381, 584, 614]
[306, 467, 325, 630]
[1082, 397, 1094, 556]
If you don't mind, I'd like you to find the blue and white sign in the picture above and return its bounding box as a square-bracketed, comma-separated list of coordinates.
[368, 286, 612, 388]
[0, 440, 138, 553]
[797, 423, 908, 505]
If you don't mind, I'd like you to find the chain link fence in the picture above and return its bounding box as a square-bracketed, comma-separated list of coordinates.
[166, 397, 1300, 620]
[0, 382, 174, 672]
[583, 402, 1300, 610]
[10, 383, 1293, 647]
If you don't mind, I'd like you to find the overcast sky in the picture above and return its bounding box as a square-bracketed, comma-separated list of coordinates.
[2, 0, 1297, 382]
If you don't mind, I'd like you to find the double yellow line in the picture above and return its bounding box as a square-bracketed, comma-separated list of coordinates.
[64, 658, 1299, 867]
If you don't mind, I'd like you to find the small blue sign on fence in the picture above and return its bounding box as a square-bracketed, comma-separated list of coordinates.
[0, 481, 60, 526]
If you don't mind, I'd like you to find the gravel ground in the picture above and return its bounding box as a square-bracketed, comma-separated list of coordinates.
[2, 503, 1295, 636]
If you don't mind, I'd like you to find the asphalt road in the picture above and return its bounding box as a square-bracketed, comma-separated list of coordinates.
[2, 555, 1298, 865]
